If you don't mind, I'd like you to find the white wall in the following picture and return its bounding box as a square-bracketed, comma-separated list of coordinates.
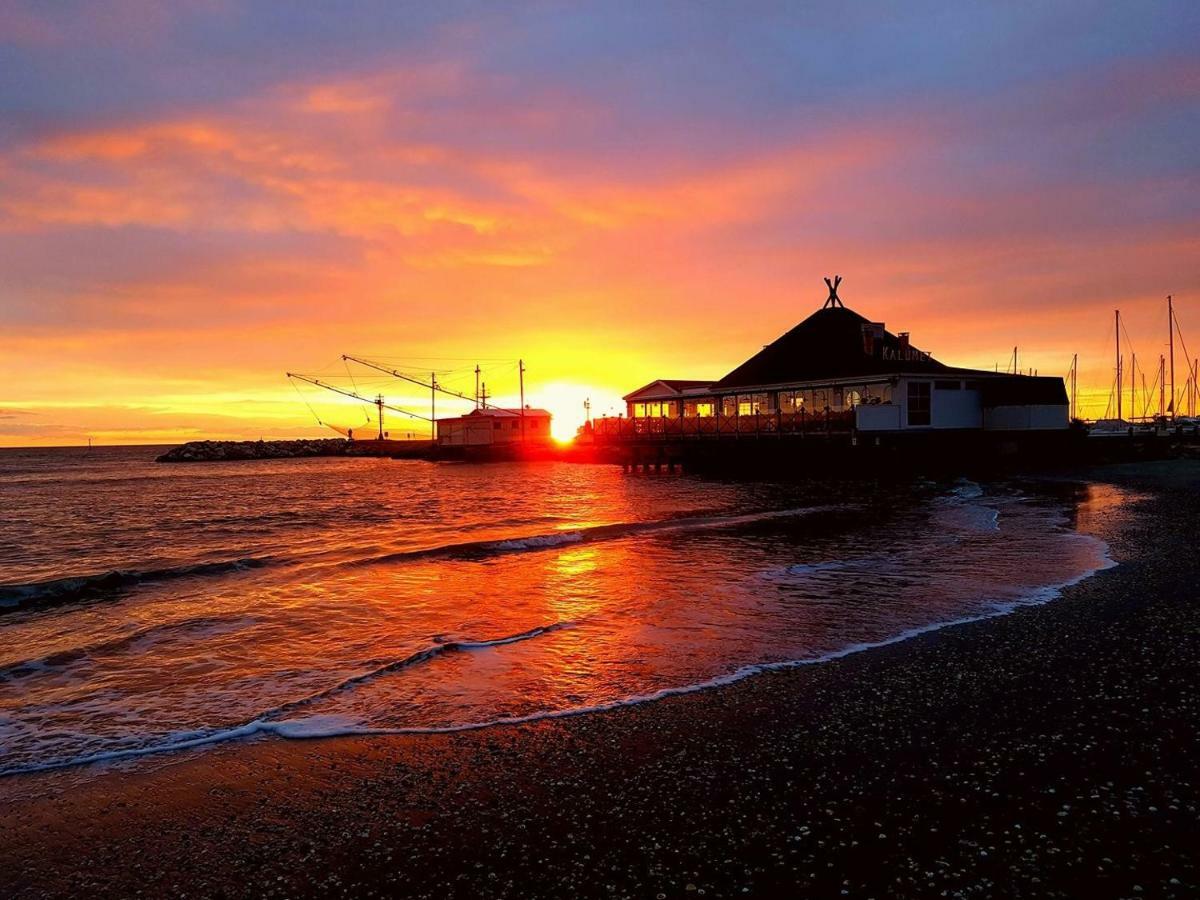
[856, 405, 901, 431]
[932, 386, 982, 429]
[438, 417, 553, 445]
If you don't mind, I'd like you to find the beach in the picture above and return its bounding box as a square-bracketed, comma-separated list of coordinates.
[3, 460, 1198, 899]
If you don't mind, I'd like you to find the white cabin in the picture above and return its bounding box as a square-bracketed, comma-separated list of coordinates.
[436, 407, 553, 446]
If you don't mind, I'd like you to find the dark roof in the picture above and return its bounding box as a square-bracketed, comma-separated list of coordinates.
[979, 376, 1068, 407]
[713, 305, 950, 390]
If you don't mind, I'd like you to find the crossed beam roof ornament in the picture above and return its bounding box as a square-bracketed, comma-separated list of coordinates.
[823, 275, 844, 309]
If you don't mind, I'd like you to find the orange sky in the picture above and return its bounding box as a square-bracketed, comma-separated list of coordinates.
[1, 4, 1197, 445]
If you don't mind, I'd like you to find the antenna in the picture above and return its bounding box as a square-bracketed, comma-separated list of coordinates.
[822, 275, 844, 309]
[519, 359, 526, 443]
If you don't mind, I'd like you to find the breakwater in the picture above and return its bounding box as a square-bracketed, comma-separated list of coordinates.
[157, 439, 431, 463]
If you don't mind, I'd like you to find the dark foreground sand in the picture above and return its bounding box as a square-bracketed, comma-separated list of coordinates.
[3, 461, 1198, 899]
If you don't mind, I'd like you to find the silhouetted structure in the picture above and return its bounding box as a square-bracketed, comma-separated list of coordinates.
[596, 280, 1070, 473]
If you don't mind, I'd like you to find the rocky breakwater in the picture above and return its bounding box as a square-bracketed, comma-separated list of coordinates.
[156, 438, 399, 462]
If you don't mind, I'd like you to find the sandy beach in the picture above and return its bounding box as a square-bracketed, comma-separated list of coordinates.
[3, 460, 1198, 899]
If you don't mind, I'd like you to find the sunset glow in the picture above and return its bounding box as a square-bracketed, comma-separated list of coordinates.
[1, 4, 1197, 445]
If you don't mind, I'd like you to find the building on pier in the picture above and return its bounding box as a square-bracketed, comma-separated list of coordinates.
[608, 285, 1068, 440]
[436, 407, 553, 447]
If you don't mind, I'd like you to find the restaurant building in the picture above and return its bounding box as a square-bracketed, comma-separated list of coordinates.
[610, 282, 1068, 439]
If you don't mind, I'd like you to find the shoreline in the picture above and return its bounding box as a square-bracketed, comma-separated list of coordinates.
[3, 461, 1198, 898]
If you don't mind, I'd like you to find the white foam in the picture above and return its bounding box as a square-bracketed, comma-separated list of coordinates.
[488, 532, 584, 551]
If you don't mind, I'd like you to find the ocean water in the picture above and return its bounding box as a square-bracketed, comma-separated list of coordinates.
[0, 446, 1122, 779]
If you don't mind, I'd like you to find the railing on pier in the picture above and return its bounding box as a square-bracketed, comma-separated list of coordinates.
[593, 410, 857, 443]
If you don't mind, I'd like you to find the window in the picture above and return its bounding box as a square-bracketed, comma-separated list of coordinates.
[934, 380, 961, 391]
[907, 382, 931, 426]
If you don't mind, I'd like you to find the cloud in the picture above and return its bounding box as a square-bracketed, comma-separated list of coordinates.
[1, 2, 1198, 441]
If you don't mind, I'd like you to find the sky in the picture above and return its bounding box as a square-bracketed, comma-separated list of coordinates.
[1, 1, 1198, 445]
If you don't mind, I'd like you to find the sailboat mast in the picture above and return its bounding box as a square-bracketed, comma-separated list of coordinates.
[1071, 353, 1078, 420]
[1130, 352, 1136, 422]
[1159, 357, 1165, 418]
[1115, 310, 1122, 421]
[1168, 295, 1176, 420]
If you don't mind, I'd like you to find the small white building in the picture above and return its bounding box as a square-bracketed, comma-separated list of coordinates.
[436, 407, 554, 446]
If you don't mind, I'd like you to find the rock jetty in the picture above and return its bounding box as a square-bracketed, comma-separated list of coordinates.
[156, 439, 411, 462]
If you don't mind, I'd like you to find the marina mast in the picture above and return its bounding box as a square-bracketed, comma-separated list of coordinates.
[1115, 310, 1122, 422]
[1168, 295, 1175, 419]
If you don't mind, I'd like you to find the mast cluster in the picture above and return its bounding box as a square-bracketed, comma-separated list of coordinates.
[1103, 296, 1194, 423]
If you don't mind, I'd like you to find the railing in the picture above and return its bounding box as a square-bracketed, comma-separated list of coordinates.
[593, 410, 857, 443]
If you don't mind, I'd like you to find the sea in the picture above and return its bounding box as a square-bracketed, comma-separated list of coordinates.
[0, 445, 1124, 782]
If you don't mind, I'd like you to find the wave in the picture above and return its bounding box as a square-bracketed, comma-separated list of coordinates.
[263, 622, 576, 720]
[1, 506, 847, 616]
[352, 505, 851, 567]
[0, 614, 261, 681]
[0, 536, 1116, 779]
[0, 621, 574, 777]
[0, 557, 278, 613]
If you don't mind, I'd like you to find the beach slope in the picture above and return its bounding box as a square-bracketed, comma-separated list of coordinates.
[2, 461, 1197, 899]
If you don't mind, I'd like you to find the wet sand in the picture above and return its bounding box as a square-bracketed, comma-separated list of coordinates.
[3, 461, 1198, 899]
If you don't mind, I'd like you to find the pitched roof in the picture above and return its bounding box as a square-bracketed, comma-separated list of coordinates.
[453, 407, 552, 419]
[712, 305, 950, 390]
[979, 376, 1068, 406]
[623, 379, 713, 402]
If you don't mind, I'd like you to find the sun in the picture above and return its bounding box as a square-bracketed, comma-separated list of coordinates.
[530, 381, 594, 443]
